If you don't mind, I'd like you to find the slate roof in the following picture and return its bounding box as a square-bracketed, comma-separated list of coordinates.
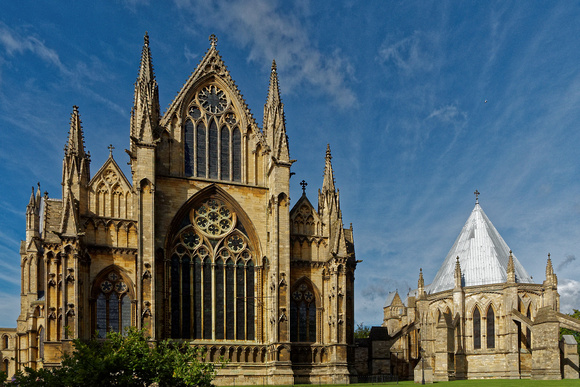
[426, 202, 533, 294]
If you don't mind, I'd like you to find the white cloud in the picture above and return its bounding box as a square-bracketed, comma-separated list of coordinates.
[0, 22, 65, 72]
[173, 0, 356, 108]
[559, 278, 580, 314]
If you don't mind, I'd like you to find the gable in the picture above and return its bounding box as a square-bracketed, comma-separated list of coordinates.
[88, 157, 133, 219]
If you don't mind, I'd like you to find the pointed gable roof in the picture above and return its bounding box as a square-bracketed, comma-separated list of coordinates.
[160, 35, 259, 136]
[427, 202, 533, 294]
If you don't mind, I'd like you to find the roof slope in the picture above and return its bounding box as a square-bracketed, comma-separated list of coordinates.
[427, 202, 533, 294]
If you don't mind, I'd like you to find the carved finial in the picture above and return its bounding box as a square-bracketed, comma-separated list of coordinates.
[144, 32, 149, 46]
[300, 180, 308, 195]
[271, 59, 277, 72]
[474, 189, 480, 204]
[108, 144, 115, 157]
[209, 34, 218, 48]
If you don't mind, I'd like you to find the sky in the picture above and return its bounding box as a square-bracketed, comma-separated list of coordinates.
[1, 1, 580, 328]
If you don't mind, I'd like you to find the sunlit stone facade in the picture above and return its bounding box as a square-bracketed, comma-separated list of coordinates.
[0, 34, 358, 385]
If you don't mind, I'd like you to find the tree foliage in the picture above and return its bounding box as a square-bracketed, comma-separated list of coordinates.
[560, 308, 580, 353]
[354, 322, 371, 339]
[7, 327, 222, 387]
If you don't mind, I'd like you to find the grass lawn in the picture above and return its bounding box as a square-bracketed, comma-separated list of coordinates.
[286, 381, 580, 387]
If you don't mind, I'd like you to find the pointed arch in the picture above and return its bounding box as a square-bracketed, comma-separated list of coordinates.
[164, 184, 259, 341]
[290, 277, 320, 343]
[486, 304, 495, 349]
[473, 305, 482, 350]
[91, 265, 135, 338]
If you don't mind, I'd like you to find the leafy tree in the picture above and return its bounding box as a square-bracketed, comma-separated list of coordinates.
[354, 322, 371, 339]
[560, 308, 580, 353]
[8, 327, 223, 387]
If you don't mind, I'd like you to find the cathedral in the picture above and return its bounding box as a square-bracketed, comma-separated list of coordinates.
[0, 34, 358, 384]
[373, 194, 580, 381]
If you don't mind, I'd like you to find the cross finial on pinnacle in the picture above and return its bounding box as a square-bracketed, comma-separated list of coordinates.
[474, 189, 480, 204]
[108, 144, 115, 156]
[209, 34, 218, 48]
[300, 180, 308, 195]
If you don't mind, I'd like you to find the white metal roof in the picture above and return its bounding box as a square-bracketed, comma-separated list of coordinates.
[426, 202, 534, 294]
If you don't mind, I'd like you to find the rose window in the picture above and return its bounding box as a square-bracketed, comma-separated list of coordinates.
[191, 199, 235, 238]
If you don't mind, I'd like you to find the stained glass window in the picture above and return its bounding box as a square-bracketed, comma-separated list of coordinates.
[169, 198, 255, 341]
[185, 87, 240, 183]
[185, 120, 194, 176]
[215, 258, 224, 340]
[232, 127, 241, 182]
[208, 120, 218, 179]
[196, 123, 206, 177]
[473, 307, 481, 349]
[291, 281, 317, 343]
[486, 307, 495, 349]
[94, 270, 132, 338]
[220, 127, 230, 180]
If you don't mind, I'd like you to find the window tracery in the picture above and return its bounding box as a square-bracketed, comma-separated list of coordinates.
[93, 270, 133, 338]
[290, 280, 317, 342]
[169, 198, 255, 340]
[184, 85, 241, 182]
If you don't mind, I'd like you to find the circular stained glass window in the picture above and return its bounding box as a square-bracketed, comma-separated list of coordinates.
[191, 198, 235, 238]
[101, 280, 113, 293]
[198, 85, 227, 114]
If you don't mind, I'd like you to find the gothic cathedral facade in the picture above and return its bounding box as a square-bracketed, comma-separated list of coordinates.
[0, 35, 357, 384]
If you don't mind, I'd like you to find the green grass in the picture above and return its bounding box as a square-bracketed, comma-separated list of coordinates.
[288, 381, 580, 387]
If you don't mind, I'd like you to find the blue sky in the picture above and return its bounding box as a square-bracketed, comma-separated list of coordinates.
[1, 1, 580, 328]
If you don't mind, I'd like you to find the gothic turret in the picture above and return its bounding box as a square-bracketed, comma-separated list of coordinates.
[61, 105, 90, 233]
[263, 60, 290, 163]
[129, 32, 160, 168]
[25, 183, 41, 242]
[454, 256, 462, 288]
[318, 145, 348, 257]
[507, 250, 516, 283]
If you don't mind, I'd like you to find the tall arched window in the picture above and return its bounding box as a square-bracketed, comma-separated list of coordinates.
[473, 307, 481, 349]
[185, 85, 241, 182]
[486, 306, 495, 349]
[2, 335, 8, 349]
[291, 281, 317, 342]
[184, 120, 194, 176]
[92, 269, 133, 338]
[169, 197, 255, 341]
[220, 127, 230, 180]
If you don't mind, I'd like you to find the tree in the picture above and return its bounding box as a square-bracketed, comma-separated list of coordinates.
[354, 323, 371, 339]
[560, 309, 580, 353]
[8, 327, 223, 387]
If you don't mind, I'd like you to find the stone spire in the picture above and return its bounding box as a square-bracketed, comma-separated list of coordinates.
[263, 60, 289, 162]
[507, 250, 516, 283]
[62, 106, 90, 194]
[61, 106, 90, 234]
[545, 253, 557, 286]
[130, 32, 160, 154]
[417, 268, 425, 299]
[454, 256, 462, 288]
[26, 184, 41, 242]
[322, 144, 336, 194]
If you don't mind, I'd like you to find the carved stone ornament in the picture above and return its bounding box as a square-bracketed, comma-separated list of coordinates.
[279, 272, 287, 287]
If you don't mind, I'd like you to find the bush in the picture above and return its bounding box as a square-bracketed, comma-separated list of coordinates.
[9, 327, 223, 387]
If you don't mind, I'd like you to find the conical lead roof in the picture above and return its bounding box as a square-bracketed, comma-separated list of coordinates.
[427, 202, 533, 294]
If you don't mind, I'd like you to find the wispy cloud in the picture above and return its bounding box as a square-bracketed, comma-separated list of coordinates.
[0, 22, 65, 72]
[559, 279, 580, 314]
[173, 0, 356, 108]
[378, 31, 438, 76]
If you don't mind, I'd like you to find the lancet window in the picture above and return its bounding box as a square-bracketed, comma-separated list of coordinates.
[486, 306, 495, 349]
[169, 198, 255, 340]
[92, 269, 133, 338]
[290, 280, 317, 342]
[473, 307, 481, 349]
[184, 85, 242, 182]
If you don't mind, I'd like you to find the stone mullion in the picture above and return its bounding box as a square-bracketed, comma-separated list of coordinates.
[212, 261, 216, 341]
[256, 266, 263, 342]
